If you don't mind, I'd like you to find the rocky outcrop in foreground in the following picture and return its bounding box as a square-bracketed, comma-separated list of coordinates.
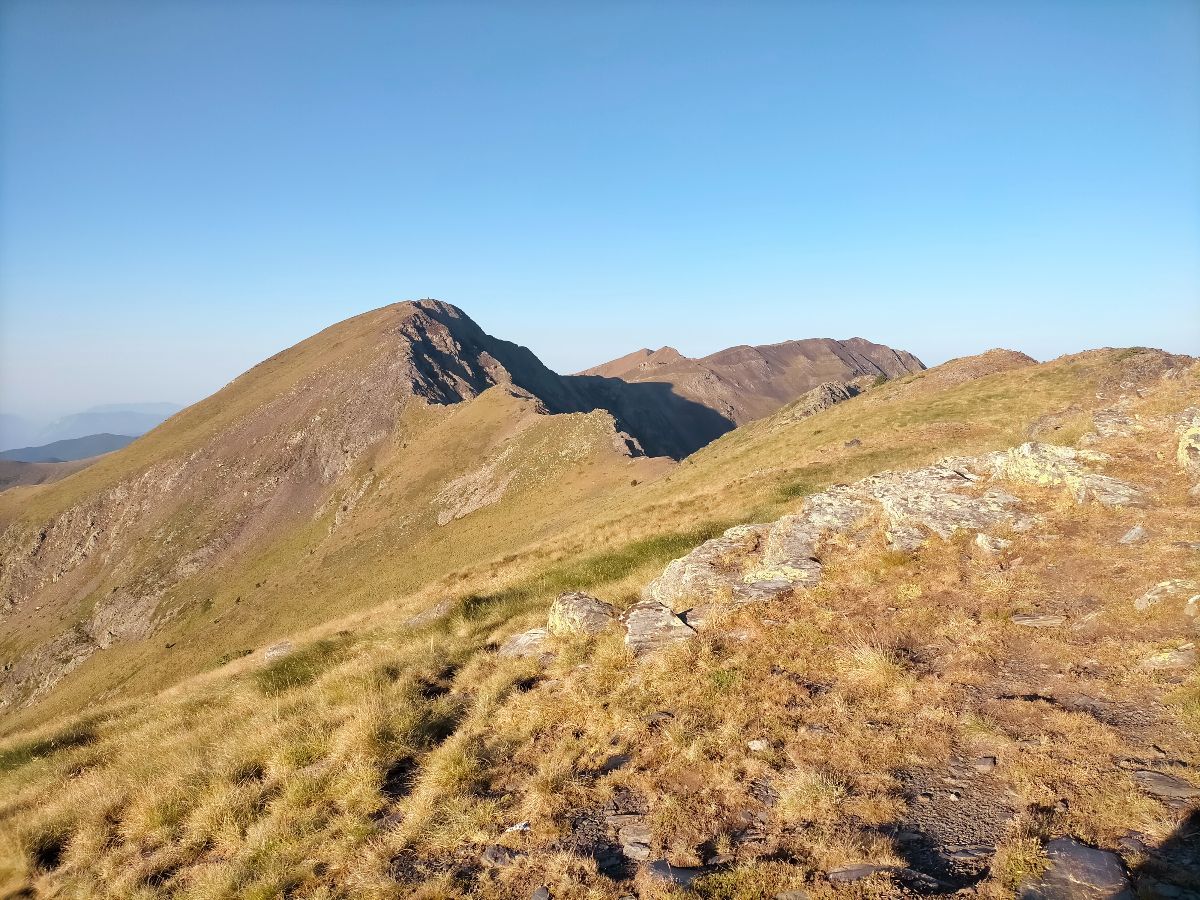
[501, 435, 1167, 661]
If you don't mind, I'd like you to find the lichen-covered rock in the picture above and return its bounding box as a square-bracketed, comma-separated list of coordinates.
[547, 592, 618, 636]
[498, 627, 549, 658]
[623, 601, 695, 655]
[985, 442, 1147, 507]
[1133, 580, 1199, 612]
[742, 489, 870, 585]
[1176, 409, 1200, 475]
[642, 524, 768, 608]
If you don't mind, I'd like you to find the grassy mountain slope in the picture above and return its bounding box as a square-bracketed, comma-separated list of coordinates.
[0, 345, 1195, 899]
[0, 301, 666, 724]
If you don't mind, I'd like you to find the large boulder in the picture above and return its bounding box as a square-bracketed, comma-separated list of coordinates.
[1017, 837, 1133, 900]
[547, 592, 618, 636]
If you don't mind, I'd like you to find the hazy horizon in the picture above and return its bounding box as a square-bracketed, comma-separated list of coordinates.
[2, 1, 1197, 419]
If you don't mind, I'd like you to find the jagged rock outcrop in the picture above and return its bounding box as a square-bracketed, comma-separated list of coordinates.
[640, 441, 1148, 624]
[776, 381, 863, 423]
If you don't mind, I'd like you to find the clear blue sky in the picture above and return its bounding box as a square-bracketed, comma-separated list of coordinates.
[2, 0, 1197, 420]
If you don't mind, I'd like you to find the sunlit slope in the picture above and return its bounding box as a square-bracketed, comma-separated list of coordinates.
[0, 301, 662, 722]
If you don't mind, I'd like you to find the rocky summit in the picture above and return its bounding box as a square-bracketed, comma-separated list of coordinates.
[0, 314, 1196, 900]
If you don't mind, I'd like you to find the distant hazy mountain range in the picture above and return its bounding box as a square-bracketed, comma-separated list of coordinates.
[0, 402, 180, 451]
[0, 433, 137, 463]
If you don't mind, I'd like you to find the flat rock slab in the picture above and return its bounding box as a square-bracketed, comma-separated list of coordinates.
[623, 601, 695, 655]
[828, 864, 890, 883]
[1141, 648, 1198, 670]
[1017, 837, 1133, 900]
[1013, 614, 1067, 628]
[498, 627, 549, 658]
[645, 859, 723, 887]
[1132, 770, 1200, 800]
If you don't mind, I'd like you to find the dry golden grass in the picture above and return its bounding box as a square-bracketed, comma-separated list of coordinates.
[0, 349, 1197, 898]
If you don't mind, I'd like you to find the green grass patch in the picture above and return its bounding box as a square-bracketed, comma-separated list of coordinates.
[252, 635, 355, 696]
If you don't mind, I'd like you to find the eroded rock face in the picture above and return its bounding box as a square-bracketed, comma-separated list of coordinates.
[1017, 837, 1133, 900]
[547, 592, 618, 636]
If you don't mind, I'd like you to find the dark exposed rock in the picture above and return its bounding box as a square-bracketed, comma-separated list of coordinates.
[645, 858, 724, 887]
[480, 844, 523, 867]
[828, 863, 890, 883]
[1017, 837, 1133, 900]
[1132, 770, 1200, 800]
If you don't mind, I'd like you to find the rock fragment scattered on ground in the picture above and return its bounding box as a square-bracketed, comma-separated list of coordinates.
[498, 627, 549, 658]
[1119, 524, 1149, 544]
[828, 863, 890, 883]
[975, 533, 1011, 553]
[1134, 580, 1199, 612]
[645, 859, 723, 887]
[263, 641, 294, 661]
[1140, 646, 1198, 670]
[623, 600, 695, 655]
[480, 844, 523, 867]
